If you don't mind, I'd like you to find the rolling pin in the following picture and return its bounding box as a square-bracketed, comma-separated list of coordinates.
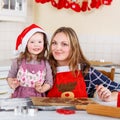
[76, 104, 120, 118]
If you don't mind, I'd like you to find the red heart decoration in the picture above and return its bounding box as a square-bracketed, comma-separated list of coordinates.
[35, 0, 48, 3]
[57, 0, 65, 9]
[65, 93, 69, 97]
[90, 0, 102, 9]
[70, 2, 81, 12]
[81, 1, 88, 12]
[64, 0, 70, 9]
[35, 0, 40, 2]
[90, 0, 96, 8]
[51, 0, 58, 8]
[40, 0, 48, 4]
[95, 0, 102, 9]
[102, 0, 112, 5]
[35, 0, 113, 13]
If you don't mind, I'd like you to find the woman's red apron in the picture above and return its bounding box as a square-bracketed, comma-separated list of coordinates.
[47, 70, 87, 98]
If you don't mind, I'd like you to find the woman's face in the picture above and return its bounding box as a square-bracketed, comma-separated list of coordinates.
[27, 32, 44, 57]
[51, 32, 71, 66]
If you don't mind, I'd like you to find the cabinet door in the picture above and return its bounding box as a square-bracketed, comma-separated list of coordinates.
[0, 78, 11, 98]
[0, 0, 27, 22]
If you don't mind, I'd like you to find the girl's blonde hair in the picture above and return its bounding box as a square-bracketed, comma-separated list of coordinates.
[18, 32, 48, 62]
[48, 27, 90, 77]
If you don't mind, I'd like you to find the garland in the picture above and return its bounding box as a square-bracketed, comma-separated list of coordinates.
[35, 0, 112, 12]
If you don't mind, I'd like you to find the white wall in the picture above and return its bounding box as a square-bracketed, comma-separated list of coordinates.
[0, 1, 34, 61]
[33, 0, 120, 64]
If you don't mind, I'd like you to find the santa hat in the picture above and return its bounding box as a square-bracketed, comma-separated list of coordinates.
[14, 24, 47, 55]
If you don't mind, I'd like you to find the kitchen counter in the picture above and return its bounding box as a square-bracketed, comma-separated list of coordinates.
[0, 110, 119, 120]
[94, 66, 120, 74]
[90, 60, 120, 74]
[0, 98, 119, 120]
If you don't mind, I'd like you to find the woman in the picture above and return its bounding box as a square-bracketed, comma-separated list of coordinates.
[47, 26, 120, 102]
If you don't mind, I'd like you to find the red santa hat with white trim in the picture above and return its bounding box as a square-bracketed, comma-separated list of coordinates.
[14, 24, 47, 55]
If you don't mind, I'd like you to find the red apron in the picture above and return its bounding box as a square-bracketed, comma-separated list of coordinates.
[47, 70, 87, 98]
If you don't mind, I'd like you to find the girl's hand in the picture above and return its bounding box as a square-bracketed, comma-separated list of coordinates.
[35, 81, 51, 93]
[95, 84, 112, 102]
[35, 81, 42, 93]
[7, 78, 20, 90]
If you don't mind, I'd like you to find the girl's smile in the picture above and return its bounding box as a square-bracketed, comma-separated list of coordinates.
[27, 32, 44, 57]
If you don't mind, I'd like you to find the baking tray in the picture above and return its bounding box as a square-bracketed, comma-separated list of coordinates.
[31, 97, 96, 106]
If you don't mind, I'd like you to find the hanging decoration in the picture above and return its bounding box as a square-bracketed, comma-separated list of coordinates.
[35, 0, 113, 12]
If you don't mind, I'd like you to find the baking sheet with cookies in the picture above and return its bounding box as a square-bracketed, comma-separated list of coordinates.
[30, 97, 97, 107]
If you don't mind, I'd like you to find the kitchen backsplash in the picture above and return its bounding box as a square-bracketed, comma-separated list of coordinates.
[0, 27, 120, 64]
[79, 34, 120, 64]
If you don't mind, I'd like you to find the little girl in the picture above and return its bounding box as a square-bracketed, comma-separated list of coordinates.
[7, 24, 53, 98]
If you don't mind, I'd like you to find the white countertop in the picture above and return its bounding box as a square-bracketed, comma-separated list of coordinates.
[0, 110, 119, 120]
[0, 98, 119, 120]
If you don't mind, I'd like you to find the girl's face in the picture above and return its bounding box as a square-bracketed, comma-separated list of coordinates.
[27, 32, 44, 57]
[51, 32, 71, 66]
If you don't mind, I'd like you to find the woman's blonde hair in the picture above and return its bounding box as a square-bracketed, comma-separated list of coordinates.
[18, 32, 48, 62]
[48, 27, 90, 77]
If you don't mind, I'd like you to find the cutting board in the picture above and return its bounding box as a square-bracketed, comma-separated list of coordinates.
[31, 97, 96, 107]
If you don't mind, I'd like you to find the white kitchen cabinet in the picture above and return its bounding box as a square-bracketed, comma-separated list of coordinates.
[0, 60, 11, 98]
[0, 78, 11, 98]
[0, 0, 27, 22]
[0, 67, 11, 98]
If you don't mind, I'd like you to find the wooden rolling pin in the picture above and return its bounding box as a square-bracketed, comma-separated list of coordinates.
[76, 104, 120, 118]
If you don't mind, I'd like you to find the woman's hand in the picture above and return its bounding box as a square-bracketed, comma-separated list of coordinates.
[95, 84, 111, 101]
[7, 78, 20, 90]
[95, 84, 118, 102]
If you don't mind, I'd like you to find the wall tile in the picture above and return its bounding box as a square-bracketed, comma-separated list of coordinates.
[79, 34, 120, 64]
